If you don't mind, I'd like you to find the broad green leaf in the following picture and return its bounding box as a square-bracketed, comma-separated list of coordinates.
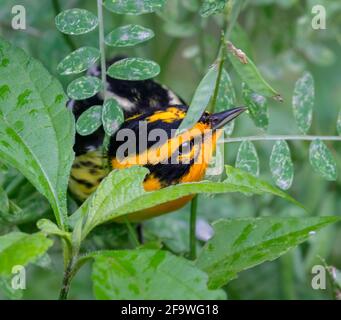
[270, 140, 294, 190]
[76, 105, 103, 136]
[292, 72, 314, 134]
[107, 58, 160, 81]
[57, 47, 100, 75]
[309, 140, 337, 181]
[242, 83, 269, 130]
[235, 141, 259, 176]
[102, 99, 124, 136]
[163, 21, 196, 38]
[67, 76, 103, 100]
[337, 109, 341, 135]
[196, 216, 339, 289]
[200, 0, 228, 17]
[0, 276, 23, 299]
[177, 64, 218, 133]
[215, 69, 236, 135]
[224, 165, 300, 206]
[0, 232, 53, 275]
[105, 24, 155, 47]
[0, 38, 75, 228]
[92, 250, 225, 300]
[104, 0, 166, 15]
[227, 43, 282, 100]
[70, 165, 301, 237]
[55, 9, 98, 35]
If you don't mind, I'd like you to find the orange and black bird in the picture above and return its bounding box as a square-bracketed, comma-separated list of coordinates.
[68, 57, 245, 221]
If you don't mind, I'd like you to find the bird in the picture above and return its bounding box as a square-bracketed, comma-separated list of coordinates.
[68, 58, 245, 221]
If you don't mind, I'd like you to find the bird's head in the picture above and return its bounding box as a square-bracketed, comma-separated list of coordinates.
[108, 105, 245, 191]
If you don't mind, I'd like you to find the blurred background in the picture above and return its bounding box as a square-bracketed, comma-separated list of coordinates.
[0, 0, 340, 299]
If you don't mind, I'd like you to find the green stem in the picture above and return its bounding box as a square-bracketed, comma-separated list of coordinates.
[125, 218, 140, 247]
[58, 255, 78, 300]
[208, 46, 226, 113]
[51, 0, 77, 51]
[222, 135, 341, 143]
[189, 195, 198, 260]
[97, 0, 108, 100]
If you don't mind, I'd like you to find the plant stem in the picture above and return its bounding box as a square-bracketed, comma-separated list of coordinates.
[97, 0, 108, 100]
[222, 135, 341, 143]
[51, 0, 77, 51]
[59, 255, 77, 300]
[125, 218, 140, 247]
[189, 195, 198, 260]
[208, 34, 226, 114]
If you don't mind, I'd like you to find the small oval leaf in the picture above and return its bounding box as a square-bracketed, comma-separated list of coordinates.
[200, 0, 228, 17]
[102, 99, 125, 136]
[55, 9, 98, 35]
[104, 0, 166, 15]
[293, 72, 314, 134]
[242, 83, 269, 131]
[105, 24, 155, 47]
[270, 140, 294, 190]
[76, 105, 103, 136]
[57, 47, 100, 75]
[337, 109, 341, 136]
[236, 141, 259, 177]
[309, 140, 337, 181]
[107, 58, 160, 81]
[215, 69, 237, 136]
[177, 64, 218, 133]
[67, 76, 103, 100]
[227, 42, 282, 100]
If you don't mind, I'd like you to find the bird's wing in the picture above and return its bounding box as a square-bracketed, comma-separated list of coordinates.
[68, 56, 186, 156]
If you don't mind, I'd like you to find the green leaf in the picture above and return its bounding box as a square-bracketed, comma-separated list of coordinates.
[0, 276, 23, 300]
[215, 69, 236, 135]
[67, 76, 103, 100]
[104, 0, 166, 15]
[0, 186, 9, 214]
[102, 99, 124, 136]
[76, 105, 103, 136]
[196, 216, 340, 289]
[55, 9, 98, 35]
[224, 165, 300, 207]
[0, 38, 75, 228]
[70, 166, 301, 237]
[37, 219, 71, 241]
[242, 83, 269, 130]
[235, 141, 259, 176]
[269, 140, 294, 190]
[0, 232, 53, 275]
[309, 140, 337, 181]
[177, 64, 218, 133]
[107, 58, 160, 81]
[200, 0, 228, 17]
[292, 72, 314, 134]
[105, 24, 154, 47]
[57, 47, 100, 75]
[227, 43, 282, 100]
[92, 250, 225, 299]
[337, 109, 341, 135]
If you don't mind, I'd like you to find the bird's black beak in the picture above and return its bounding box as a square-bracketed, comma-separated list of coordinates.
[210, 107, 246, 130]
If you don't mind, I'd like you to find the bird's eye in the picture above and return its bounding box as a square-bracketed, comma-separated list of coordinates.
[178, 139, 194, 155]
